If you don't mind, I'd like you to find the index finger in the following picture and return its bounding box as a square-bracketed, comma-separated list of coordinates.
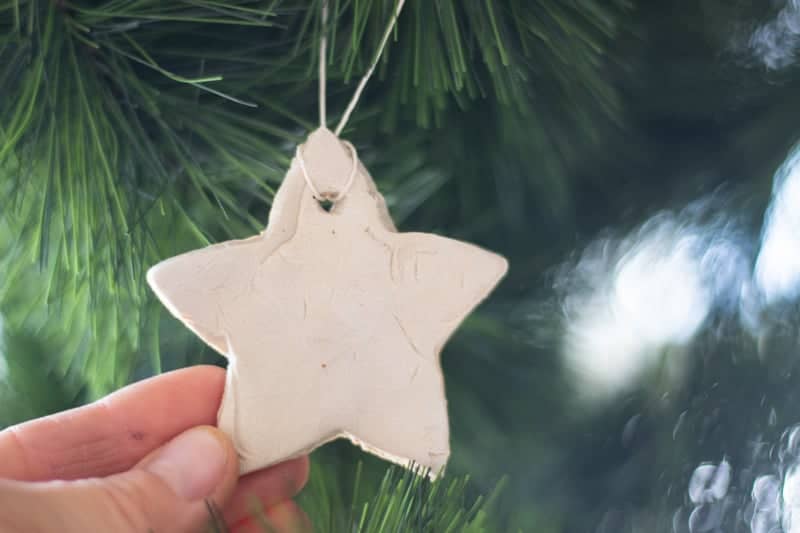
[0, 365, 226, 481]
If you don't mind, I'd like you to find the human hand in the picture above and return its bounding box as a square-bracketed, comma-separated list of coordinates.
[0, 365, 310, 532]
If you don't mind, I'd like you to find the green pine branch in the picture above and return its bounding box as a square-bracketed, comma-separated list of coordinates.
[202, 463, 505, 532]
[295, 461, 507, 533]
[1, 1, 630, 530]
[0, 0, 628, 394]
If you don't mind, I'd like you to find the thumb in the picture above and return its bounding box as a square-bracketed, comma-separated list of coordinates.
[0, 426, 240, 533]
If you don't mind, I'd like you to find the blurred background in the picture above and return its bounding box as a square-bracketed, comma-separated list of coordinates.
[2, 1, 800, 531]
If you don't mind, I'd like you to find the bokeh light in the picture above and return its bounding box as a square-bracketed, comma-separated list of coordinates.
[748, 0, 800, 70]
[755, 143, 800, 305]
[560, 210, 747, 400]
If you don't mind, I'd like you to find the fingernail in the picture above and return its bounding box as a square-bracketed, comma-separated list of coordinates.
[144, 427, 229, 501]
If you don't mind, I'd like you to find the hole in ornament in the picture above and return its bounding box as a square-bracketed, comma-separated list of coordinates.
[318, 199, 334, 212]
[321, 363, 327, 368]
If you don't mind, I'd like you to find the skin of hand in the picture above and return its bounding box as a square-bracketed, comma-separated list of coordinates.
[0, 365, 311, 533]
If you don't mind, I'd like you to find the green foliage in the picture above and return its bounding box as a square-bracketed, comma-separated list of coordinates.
[0, 1, 634, 530]
[299, 462, 505, 533]
[206, 456, 507, 533]
[0, 1, 629, 396]
[0, 330, 86, 427]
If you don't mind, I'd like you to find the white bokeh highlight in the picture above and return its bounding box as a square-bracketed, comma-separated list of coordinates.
[744, 428, 800, 533]
[748, 0, 800, 70]
[751, 474, 781, 533]
[784, 464, 800, 533]
[559, 213, 743, 399]
[560, 139, 800, 400]
[755, 143, 800, 304]
[689, 460, 732, 505]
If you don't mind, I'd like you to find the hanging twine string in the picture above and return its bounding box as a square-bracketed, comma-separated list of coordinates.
[334, 0, 407, 135]
[319, 0, 328, 128]
[298, 139, 359, 201]
[298, 0, 407, 202]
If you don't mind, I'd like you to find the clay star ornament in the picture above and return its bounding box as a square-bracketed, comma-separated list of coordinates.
[147, 127, 508, 476]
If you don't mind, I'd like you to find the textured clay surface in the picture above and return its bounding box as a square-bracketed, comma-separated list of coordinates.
[148, 127, 508, 475]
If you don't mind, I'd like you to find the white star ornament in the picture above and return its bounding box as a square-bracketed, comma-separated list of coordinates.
[147, 127, 508, 476]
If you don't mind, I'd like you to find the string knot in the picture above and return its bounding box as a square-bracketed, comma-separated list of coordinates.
[303, 0, 406, 204]
[296, 139, 359, 203]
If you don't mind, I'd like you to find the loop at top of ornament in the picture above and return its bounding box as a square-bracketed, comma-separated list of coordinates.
[296, 127, 359, 203]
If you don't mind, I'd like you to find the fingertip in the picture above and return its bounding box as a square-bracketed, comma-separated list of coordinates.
[203, 426, 241, 507]
[230, 500, 311, 533]
[222, 456, 310, 526]
[138, 425, 238, 505]
[290, 455, 311, 494]
[265, 500, 313, 533]
[175, 364, 227, 393]
[186, 363, 227, 379]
